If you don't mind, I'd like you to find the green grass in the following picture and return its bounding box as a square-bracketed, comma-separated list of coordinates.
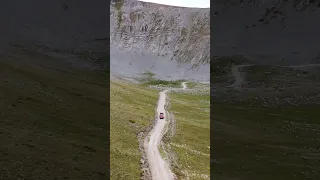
[0, 52, 108, 179]
[211, 56, 252, 84]
[212, 56, 320, 179]
[110, 80, 210, 179]
[138, 70, 185, 88]
[244, 65, 320, 88]
[212, 56, 252, 75]
[169, 91, 210, 179]
[211, 102, 320, 180]
[185, 82, 197, 88]
[143, 79, 184, 88]
[113, 0, 124, 11]
[245, 65, 301, 85]
[140, 70, 155, 78]
[181, 27, 188, 40]
[110, 80, 158, 179]
[112, 0, 124, 28]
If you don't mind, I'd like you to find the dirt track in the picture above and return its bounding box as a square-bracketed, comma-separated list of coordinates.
[145, 82, 187, 180]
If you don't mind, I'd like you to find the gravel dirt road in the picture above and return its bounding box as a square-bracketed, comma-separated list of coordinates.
[145, 82, 187, 180]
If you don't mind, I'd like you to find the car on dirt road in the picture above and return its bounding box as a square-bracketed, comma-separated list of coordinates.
[159, 113, 164, 119]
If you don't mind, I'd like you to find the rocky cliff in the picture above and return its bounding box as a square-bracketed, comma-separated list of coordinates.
[212, 0, 320, 65]
[110, 0, 210, 81]
[110, 0, 210, 65]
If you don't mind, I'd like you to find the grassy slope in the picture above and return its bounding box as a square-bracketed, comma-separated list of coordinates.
[110, 80, 210, 179]
[211, 102, 320, 180]
[211, 60, 320, 179]
[110, 80, 158, 179]
[0, 53, 109, 179]
[143, 79, 184, 88]
[211, 55, 320, 179]
[211, 56, 253, 84]
[169, 89, 210, 179]
[139, 71, 185, 88]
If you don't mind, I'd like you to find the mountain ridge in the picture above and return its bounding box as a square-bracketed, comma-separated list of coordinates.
[110, 0, 210, 65]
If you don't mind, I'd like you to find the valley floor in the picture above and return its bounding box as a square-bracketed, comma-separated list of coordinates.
[110, 79, 210, 180]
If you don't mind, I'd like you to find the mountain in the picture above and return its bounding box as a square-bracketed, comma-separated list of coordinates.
[110, 0, 210, 81]
[212, 0, 320, 65]
[0, 0, 109, 54]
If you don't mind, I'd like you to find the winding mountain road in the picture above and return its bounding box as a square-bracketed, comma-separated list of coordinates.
[145, 82, 187, 180]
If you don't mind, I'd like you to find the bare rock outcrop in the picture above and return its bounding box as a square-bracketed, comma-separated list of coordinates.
[110, 0, 210, 65]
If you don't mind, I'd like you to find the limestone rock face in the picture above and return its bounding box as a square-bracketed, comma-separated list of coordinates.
[110, 0, 210, 65]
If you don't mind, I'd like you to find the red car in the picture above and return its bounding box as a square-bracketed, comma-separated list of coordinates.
[159, 113, 164, 119]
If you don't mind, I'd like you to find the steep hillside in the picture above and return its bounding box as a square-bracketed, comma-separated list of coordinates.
[212, 0, 320, 65]
[110, 0, 210, 81]
[0, 0, 108, 58]
[0, 2, 109, 180]
[212, 2, 320, 180]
